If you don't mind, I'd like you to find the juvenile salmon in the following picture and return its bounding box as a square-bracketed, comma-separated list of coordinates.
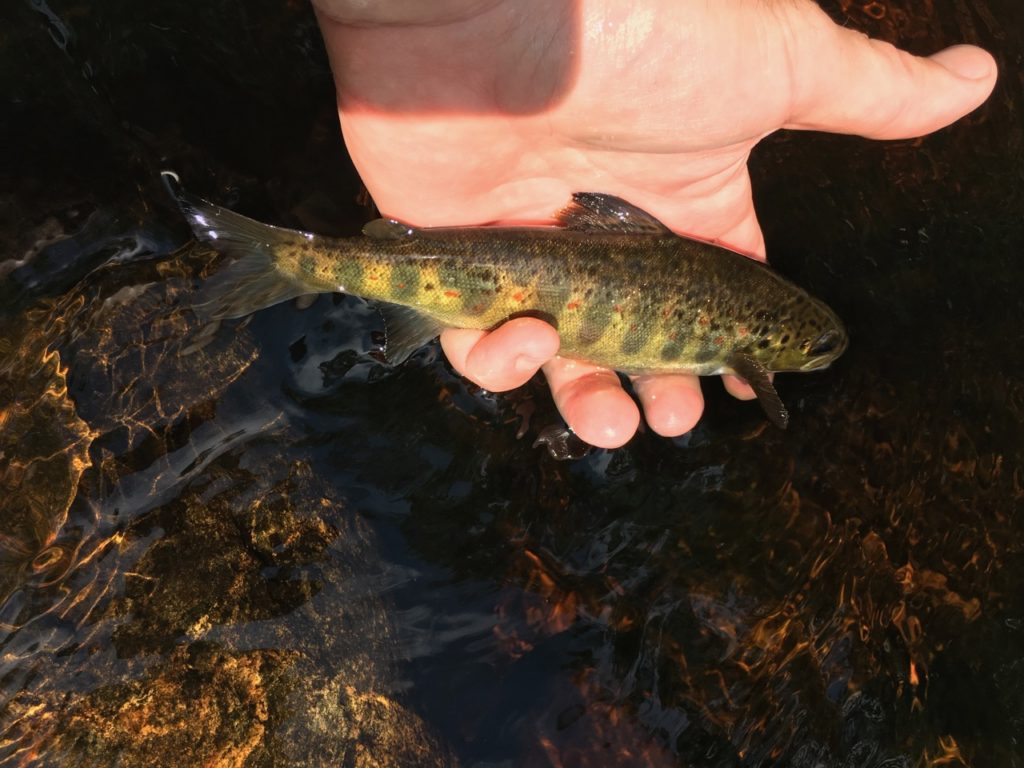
[163, 172, 847, 427]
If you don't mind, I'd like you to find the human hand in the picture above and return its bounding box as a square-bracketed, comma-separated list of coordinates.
[313, 0, 996, 448]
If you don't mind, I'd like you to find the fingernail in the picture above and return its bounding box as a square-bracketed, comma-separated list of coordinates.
[931, 46, 995, 81]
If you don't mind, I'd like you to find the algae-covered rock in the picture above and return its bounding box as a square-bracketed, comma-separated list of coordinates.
[55, 643, 288, 768]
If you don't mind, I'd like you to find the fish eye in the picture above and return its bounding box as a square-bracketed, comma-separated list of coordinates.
[808, 329, 840, 357]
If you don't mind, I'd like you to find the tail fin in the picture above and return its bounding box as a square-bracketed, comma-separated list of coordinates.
[161, 171, 312, 321]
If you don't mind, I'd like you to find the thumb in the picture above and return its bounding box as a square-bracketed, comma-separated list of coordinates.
[783, 8, 997, 139]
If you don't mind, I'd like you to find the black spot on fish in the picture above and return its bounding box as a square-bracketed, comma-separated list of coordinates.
[439, 262, 498, 316]
[424, 283, 434, 291]
[757, 338, 771, 349]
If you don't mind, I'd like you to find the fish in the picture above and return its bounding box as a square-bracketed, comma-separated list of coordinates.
[161, 171, 847, 429]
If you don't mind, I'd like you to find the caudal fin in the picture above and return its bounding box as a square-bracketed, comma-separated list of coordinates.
[162, 171, 312, 321]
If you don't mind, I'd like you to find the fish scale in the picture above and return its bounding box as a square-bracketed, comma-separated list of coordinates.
[163, 172, 847, 428]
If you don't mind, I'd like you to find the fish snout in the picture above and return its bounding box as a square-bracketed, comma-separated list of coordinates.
[800, 328, 848, 370]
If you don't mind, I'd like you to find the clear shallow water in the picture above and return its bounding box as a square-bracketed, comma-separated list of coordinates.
[1, 0, 1022, 765]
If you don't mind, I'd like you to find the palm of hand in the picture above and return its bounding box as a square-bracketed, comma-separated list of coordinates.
[317, 0, 995, 447]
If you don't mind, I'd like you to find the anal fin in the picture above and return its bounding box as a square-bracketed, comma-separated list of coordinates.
[376, 303, 444, 365]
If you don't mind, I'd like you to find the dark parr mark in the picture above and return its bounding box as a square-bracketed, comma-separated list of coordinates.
[693, 343, 719, 365]
[332, 258, 362, 290]
[660, 339, 684, 362]
[389, 263, 420, 300]
[578, 301, 614, 346]
[298, 253, 318, 277]
[620, 326, 647, 357]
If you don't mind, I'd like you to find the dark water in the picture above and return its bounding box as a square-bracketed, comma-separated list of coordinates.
[1, 1, 1022, 765]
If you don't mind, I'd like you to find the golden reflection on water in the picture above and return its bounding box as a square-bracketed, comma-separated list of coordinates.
[481, 414, 1015, 768]
[0, 312, 96, 764]
[0, 326, 94, 558]
[0, 244, 454, 766]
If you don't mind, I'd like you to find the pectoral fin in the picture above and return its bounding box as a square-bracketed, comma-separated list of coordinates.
[730, 353, 789, 429]
[376, 303, 444, 365]
[532, 423, 593, 461]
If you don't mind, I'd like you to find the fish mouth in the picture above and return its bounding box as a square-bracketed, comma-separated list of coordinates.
[810, 328, 844, 356]
[799, 328, 848, 370]
[800, 357, 835, 372]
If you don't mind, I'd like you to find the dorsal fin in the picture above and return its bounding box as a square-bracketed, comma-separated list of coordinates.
[362, 218, 416, 240]
[556, 193, 673, 236]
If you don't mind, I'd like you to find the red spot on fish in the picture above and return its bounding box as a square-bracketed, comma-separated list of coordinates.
[714, 335, 725, 346]
[368, 274, 379, 282]
[513, 291, 525, 303]
[444, 290, 461, 299]
[613, 304, 622, 313]
[698, 315, 710, 327]
[397, 282, 406, 289]
[738, 326, 749, 337]
[566, 301, 581, 311]
[471, 303, 485, 313]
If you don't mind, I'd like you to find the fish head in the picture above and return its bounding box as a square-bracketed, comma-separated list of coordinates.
[746, 295, 848, 373]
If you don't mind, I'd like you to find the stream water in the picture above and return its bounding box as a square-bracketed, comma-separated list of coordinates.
[1, 0, 1022, 765]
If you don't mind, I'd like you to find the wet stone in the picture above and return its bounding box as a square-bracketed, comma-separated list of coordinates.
[53, 643, 290, 768]
[109, 461, 339, 657]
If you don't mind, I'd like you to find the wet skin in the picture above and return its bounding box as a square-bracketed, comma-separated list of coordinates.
[168, 184, 847, 431]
